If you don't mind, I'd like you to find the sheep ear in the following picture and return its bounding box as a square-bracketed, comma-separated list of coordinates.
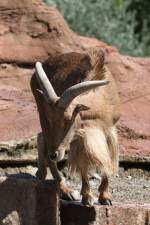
[75, 104, 90, 113]
[71, 104, 90, 121]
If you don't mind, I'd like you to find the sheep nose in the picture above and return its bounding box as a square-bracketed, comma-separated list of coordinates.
[49, 151, 58, 160]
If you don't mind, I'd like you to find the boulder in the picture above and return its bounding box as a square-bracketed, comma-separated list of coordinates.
[0, 0, 149, 162]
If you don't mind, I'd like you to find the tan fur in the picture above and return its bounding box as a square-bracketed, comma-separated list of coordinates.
[106, 126, 119, 174]
[68, 124, 118, 177]
[87, 48, 106, 80]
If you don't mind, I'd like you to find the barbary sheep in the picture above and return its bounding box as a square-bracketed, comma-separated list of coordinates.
[30, 48, 120, 205]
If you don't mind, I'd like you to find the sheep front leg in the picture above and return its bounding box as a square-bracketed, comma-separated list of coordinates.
[36, 132, 47, 180]
[47, 157, 76, 201]
[98, 174, 112, 205]
[81, 173, 94, 206]
[36, 132, 62, 182]
[37, 134, 75, 201]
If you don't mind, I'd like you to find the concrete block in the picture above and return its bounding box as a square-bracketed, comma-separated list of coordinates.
[0, 175, 60, 225]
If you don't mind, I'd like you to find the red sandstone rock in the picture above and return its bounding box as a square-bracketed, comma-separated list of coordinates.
[0, 64, 40, 141]
[0, 0, 149, 160]
[107, 54, 150, 158]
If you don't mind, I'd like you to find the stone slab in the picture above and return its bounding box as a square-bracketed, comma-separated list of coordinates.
[60, 201, 150, 225]
[0, 175, 60, 225]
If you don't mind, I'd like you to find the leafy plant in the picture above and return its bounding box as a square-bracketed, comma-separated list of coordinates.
[44, 0, 150, 56]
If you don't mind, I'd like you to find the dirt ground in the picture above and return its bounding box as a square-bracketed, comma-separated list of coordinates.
[0, 165, 149, 205]
[65, 167, 150, 205]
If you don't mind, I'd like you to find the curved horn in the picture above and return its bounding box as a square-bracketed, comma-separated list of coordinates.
[35, 62, 58, 103]
[58, 80, 109, 108]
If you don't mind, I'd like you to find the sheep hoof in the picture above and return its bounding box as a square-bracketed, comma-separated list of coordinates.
[60, 190, 76, 201]
[60, 182, 76, 201]
[82, 195, 94, 206]
[98, 198, 112, 206]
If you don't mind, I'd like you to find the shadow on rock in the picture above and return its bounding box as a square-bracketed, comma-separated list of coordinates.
[0, 173, 36, 225]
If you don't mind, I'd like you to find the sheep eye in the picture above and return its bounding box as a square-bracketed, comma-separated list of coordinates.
[64, 115, 72, 122]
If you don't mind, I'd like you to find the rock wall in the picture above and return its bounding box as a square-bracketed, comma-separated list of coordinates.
[0, 0, 150, 161]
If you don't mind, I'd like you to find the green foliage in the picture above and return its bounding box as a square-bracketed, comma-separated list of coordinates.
[127, 0, 150, 56]
[113, 0, 123, 7]
[44, 0, 150, 56]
